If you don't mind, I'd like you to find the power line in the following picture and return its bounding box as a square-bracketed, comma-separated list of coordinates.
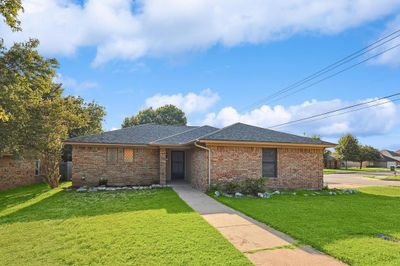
[286, 98, 400, 127]
[266, 43, 400, 105]
[241, 28, 400, 111]
[268, 93, 400, 129]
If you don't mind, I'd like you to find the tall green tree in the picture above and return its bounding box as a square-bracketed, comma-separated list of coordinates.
[0, 1, 106, 187]
[358, 145, 381, 169]
[62, 96, 106, 161]
[122, 104, 187, 128]
[0, 39, 58, 155]
[0, 0, 23, 31]
[335, 134, 360, 169]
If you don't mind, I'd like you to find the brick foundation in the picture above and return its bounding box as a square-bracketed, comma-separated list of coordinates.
[0, 157, 42, 191]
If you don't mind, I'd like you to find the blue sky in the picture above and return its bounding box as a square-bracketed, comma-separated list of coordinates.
[2, 1, 400, 149]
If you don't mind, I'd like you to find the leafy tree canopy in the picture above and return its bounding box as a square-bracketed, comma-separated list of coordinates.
[358, 145, 381, 169]
[122, 104, 187, 128]
[0, 0, 23, 31]
[335, 133, 360, 165]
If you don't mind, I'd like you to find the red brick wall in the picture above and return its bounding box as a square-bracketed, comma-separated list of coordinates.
[0, 157, 42, 191]
[267, 147, 324, 189]
[208, 145, 324, 190]
[210, 146, 262, 182]
[188, 147, 209, 190]
[72, 146, 160, 187]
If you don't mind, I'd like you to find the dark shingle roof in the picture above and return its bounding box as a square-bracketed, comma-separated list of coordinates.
[65, 124, 197, 145]
[381, 150, 400, 162]
[151, 126, 218, 145]
[379, 153, 397, 162]
[199, 123, 334, 146]
[65, 122, 334, 147]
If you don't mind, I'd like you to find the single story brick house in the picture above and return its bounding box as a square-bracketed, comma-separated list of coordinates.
[64, 123, 334, 191]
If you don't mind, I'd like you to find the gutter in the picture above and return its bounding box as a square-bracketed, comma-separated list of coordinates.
[194, 141, 211, 190]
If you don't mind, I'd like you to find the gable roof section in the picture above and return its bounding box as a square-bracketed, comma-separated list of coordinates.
[381, 150, 400, 162]
[199, 123, 334, 146]
[151, 125, 218, 145]
[379, 153, 397, 162]
[65, 124, 197, 145]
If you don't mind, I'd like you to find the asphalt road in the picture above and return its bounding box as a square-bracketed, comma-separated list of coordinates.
[324, 172, 400, 188]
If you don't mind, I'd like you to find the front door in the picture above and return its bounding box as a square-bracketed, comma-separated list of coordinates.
[171, 151, 185, 180]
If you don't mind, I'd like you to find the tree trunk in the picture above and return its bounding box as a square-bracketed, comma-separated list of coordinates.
[360, 161, 363, 169]
[345, 161, 348, 169]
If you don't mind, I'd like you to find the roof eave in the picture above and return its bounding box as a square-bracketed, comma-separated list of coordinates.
[197, 139, 336, 148]
[63, 141, 149, 147]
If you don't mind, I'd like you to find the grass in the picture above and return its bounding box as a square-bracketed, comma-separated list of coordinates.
[0, 183, 250, 266]
[214, 186, 400, 266]
[324, 167, 391, 174]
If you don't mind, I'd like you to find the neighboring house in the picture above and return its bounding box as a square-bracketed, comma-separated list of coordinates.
[324, 154, 341, 169]
[377, 150, 400, 167]
[0, 155, 42, 191]
[367, 153, 399, 168]
[64, 123, 335, 191]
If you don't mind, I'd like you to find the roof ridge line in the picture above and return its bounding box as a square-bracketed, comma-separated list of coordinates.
[198, 122, 241, 140]
[150, 126, 201, 144]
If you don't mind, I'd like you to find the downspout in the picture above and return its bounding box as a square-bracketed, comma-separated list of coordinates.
[194, 141, 211, 190]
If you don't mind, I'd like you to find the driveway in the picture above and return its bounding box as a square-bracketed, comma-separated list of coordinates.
[324, 173, 400, 189]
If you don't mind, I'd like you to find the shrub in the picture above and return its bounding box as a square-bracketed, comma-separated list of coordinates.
[217, 178, 241, 194]
[240, 177, 266, 195]
[215, 177, 266, 195]
[98, 177, 108, 186]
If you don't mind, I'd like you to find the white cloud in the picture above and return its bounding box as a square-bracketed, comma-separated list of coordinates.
[145, 88, 220, 114]
[373, 15, 400, 66]
[2, 0, 400, 65]
[202, 98, 399, 137]
[55, 74, 98, 91]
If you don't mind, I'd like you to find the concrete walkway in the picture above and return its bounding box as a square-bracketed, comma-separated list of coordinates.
[171, 182, 345, 266]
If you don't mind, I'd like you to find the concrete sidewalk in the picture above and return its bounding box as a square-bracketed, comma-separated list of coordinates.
[171, 182, 345, 266]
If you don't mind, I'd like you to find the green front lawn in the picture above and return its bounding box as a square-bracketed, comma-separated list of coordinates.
[0, 183, 250, 265]
[324, 167, 391, 174]
[214, 186, 400, 266]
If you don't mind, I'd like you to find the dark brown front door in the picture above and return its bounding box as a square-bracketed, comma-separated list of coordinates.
[171, 151, 185, 180]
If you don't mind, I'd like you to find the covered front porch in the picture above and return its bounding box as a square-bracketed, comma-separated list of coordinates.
[159, 146, 209, 189]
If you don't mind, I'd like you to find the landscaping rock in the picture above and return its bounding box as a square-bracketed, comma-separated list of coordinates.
[263, 192, 271, 198]
[88, 187, 98, 192]
[214, 191, 221, 197]
[272, 190, 280, 195]
[97, 186, 106, 191]
[235, 192, 243, 197]
[376, 233, 391, 241]
[223, 193, 232, 197]
[257, 192, 264, 198]
[76, 187, 87, 193]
